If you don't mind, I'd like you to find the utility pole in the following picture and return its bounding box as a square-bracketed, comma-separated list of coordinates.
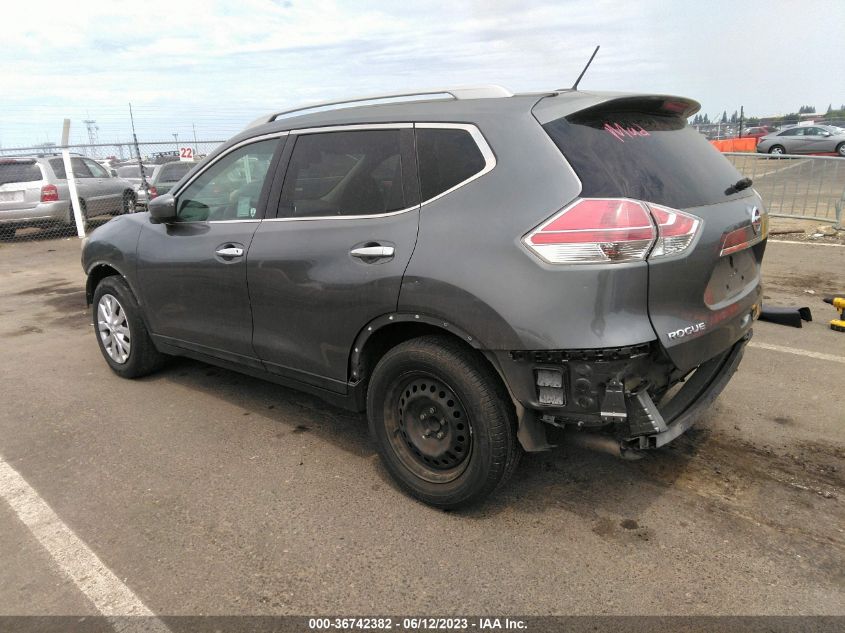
[129, 103, 150, 199]
[173, 133, 179, 153]
[192, 123, 199, 155]
[739, 105, 744, 138]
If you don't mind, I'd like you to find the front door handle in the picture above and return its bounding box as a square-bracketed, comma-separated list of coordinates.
[215, 246, 244, 258]
[350, 245, 395, 258]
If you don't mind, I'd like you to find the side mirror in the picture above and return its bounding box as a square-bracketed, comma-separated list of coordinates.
[822, 131, 832, 137]
[148, 193, 177, 224]
[110, 169, 118, 177]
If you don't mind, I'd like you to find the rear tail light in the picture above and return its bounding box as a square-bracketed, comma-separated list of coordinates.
[522, 198, 701, 264]
[147, 185, 158, 199]
[648, 204, 701, 258]
[40, 184, 59, 202]
[523, 198, 655, 264]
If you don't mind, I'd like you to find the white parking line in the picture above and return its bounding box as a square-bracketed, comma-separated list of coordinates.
[0, 457, 170, 631]
[768, 239, 843, 247]
[749, 342, 845, 364]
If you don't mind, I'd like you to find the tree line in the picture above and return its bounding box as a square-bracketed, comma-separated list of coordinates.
[691, 104, 845, 127]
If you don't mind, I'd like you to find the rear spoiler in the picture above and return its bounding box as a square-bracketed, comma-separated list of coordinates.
[532, 91, 701, 125]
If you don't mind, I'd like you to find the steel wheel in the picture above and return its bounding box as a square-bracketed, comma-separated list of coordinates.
[97, 293, 131, 364]
[386, 373, 473, 484]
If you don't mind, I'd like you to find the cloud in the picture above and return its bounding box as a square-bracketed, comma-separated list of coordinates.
[0, 0, 842, 147]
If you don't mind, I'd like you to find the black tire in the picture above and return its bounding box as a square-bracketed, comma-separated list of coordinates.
[768, 145, 785, 155]
[367, 335, 521, 509]
[121, 191, 136, 214]
[836, 142, 845, 158]
[92, 276, 166, 378]
[66, 199, 87, 226]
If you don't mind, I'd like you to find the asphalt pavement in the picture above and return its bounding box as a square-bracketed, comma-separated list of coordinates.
[0, 236, 842, 618]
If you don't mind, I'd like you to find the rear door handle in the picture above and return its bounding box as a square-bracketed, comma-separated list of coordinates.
[215, 246, 244, 258]
[350, 246, 395, 258]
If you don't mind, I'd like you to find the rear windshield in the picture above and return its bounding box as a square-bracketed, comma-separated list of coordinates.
[542, 110, 747, 209]
[157, 162, 193, 182]
[0, 161, 42, 186]
[116, 165, 155, 179]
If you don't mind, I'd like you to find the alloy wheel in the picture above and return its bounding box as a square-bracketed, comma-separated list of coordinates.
[97, 293, 131, 363]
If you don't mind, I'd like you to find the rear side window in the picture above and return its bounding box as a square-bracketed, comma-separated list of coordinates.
[280, 129, 407, 218]
[0, 161, 42, 185]
[48, 158, 93, 179]
[416, 128, 486, 201]
[542, 110, 747, 209]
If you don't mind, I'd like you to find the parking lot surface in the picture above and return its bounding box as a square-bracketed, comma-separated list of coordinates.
[0, 236, 843, 616]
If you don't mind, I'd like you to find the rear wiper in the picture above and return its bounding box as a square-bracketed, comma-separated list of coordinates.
[725, 177, 753, 195]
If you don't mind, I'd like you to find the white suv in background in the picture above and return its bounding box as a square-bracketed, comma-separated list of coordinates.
[0, 155, 136, 239]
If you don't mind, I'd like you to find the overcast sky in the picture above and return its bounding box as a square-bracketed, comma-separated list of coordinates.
[1, 0, 843, 147]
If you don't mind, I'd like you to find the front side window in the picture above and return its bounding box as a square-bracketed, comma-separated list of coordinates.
[71, 158, 93, 178]
[176, 139, 278, 222]
[279, 129, 407, 218]
[416, 128, 486, 201]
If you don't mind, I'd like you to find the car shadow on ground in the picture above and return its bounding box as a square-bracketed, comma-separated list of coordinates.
[139, 355, 713, 524]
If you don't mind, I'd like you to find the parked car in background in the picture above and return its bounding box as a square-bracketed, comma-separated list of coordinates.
[146, 160, 197, 200]
[116, 163, 157, 207]
[83, 85, 767, 508]
[757, 125, 845, 155]
[740, 126, 771, 140]
[0, 155, 136, 238]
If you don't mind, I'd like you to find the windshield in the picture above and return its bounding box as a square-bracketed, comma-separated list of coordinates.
[542, 109, 748, 209]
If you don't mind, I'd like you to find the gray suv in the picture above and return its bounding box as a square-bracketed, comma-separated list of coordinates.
[82, 86, 768, 507]
[0, 155, 136, 238]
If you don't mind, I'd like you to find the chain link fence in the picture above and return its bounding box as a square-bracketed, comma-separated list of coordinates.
[2, 140, 844, 245]
[0, 141, 223, 242]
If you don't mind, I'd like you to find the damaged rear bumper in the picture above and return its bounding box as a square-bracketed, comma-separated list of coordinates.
[491, 332, 750, 452]
[623, 333, 747, 449]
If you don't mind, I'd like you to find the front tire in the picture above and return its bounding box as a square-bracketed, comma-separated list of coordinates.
[836, 142, 845, 157]
[367, 335, 521, 509]
[92, 276, 166, 378]
[768, 145, 785, 155]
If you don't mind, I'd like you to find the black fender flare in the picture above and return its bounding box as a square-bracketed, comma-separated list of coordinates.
[349, 312, 485, 381]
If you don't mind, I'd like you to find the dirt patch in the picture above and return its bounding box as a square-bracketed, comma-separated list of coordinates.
[14, 281, 75, 296]
[1, 324, 44, 338]
[638, 429, 844, 549]
[44, 290, 87, 314]
[764, 272, 843, 296]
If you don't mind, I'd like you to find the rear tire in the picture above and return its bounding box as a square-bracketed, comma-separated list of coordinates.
[66, 199, 87, 227]
[768, 145, 785, 155]
[92, 276, 166, 378]
[122, 191, 136, 214]
[367, 335, 521, 509]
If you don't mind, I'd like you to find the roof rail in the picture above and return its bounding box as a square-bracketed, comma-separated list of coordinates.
[246, 85, 513, 129]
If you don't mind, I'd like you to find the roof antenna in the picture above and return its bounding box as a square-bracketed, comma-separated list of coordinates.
[570, 45, 600, 91]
